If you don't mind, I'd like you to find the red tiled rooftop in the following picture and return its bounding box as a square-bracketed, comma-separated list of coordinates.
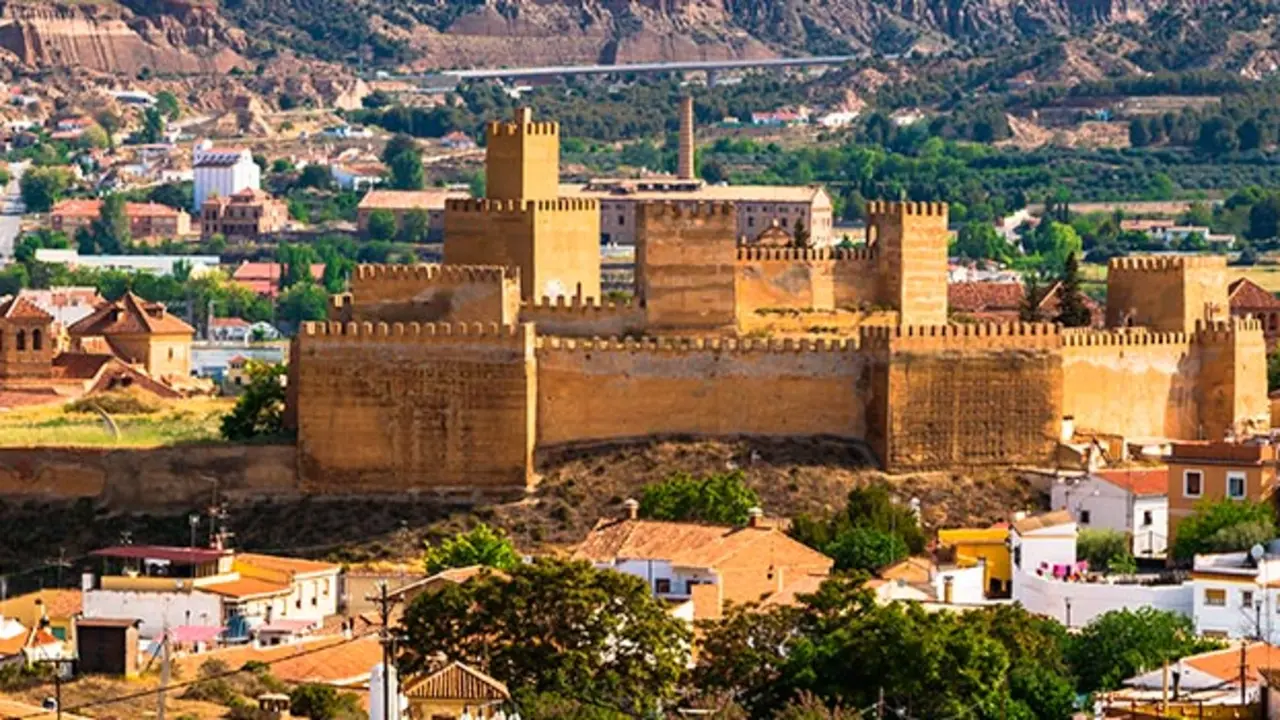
[1229, 278, 1280, 310]
[1094, 467, 1168, 496]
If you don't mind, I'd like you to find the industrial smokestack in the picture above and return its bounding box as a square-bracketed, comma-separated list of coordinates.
[678, 96, 695, 180]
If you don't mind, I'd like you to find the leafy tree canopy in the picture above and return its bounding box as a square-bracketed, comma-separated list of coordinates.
[423, 524, 520, 574]
[638, 469, 760, 526]
[220, 361, 287, 442]
[1172, 498, 1277, 560]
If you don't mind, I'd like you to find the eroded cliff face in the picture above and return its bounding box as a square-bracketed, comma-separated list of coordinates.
[0, 1, 246, 75]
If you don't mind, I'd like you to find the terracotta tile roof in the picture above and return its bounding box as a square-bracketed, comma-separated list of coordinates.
[948, 281, 1025, 314]
[124, 202, 182, 219]
[404, 662, 510, 701]
[759, 573, 827, 608]
[232, 262, 325, 282]
[1094, 467, 1168, 496]
[336, 162, 386, 176]
[1183, 642, 1278, 684]
[573, 518, 832, 570]
[13, 589, 83, 619]
[51, 198, 103, 217]
[199, 577, 292, 600]
[172, 633, 379, 685]
[50, 353, 115, 380]
[0, 630, 27, 657]
[1012, 510, 1075, 534]
[357, 189, 462, 211]
[210, 317, 251, 328]
[0, 294, 54, 321]
[67, 292, 194, 336]
[235, 553, 340, 577]
[1229, 278, 1280, 310]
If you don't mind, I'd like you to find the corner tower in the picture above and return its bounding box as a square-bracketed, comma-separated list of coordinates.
[445, 108, 601, 301]
[869, 201, 948, 326]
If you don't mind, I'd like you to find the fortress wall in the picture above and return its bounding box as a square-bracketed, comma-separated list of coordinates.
[294, 321, 536, 494]
[1061, 330, 1198, 439]
[1106, 255, 1228, 333]
[345, 264, 522, 325]
[1193, 318, 1270, 438]
[637, 202, 738, 332]
[864, 323, 1064, 472]
[535, 336, 868, 448]
[832, 253, 881, 309]
[735, 257, 835, 312]
[518, 296, 647, 337]
[444, 200, 536, 299]
[530, 201, 602, 301]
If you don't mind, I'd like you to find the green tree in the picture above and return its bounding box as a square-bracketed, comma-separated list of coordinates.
[89, 194, 132, 254]
[1267, 350, 1280, 392]
[1027, 221, 1083, 273]
[638, 470, 760, 526]
[1020, 272, 1044, 322]
[952, 221, 1014, 262]
[288, 683, 363, 720]
[399, 558, 689, 717]
[399, 208, 431, 243]
[155, 90, 181, 121]
[1067, 607, 1221, 692]
[138, 107, 166, 144]
[790, 484, 926, 572]
[1172, 498, 1277, 560]
[1128, 119, 1151, 148]
[220, 362, 287, 442]
[382, 134, 424, 190]
[20, 167, 71, 212]
[1248, 193, 1280, 240]
[823, 527, 908, 572]
[296, 164, 333, 190]
[1077, 529, 1136, 574]
[423, 524, 521, 574]
[1055, 253, 1092, 327]
[365, 209, 397, 242]
[276, 282, 328, 326]
[79, 124, 110, 150]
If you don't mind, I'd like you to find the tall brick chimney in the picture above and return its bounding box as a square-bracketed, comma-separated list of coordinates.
[678, 96, 695, 180]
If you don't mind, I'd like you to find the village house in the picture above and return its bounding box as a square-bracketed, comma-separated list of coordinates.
[573, 502, 833, 621]
[192, 141, 261, 212]
[50, 199, 192, 241]
[1167, 440, 1279, 548]
[440, 131, 477, 150]
[0, 616, 62, 667]
[231, 261, 325, 298]
[1049, 466, 1170, 558]
[356, 188, 468, 241]
[75, 617, 141, 677]
[403, 662, 511, 720]
[937, 524, 1014, 597]
[1230, 278, 1280, 349]
[1110, 642, 1274, 711]
[209, 317, 252, 343]
[81, 545, 342, 642]
[200, 188, 289, 240]
[331, 161, 385, 191]
[0, 589, 82, 646]
[67, 292, 195, 382]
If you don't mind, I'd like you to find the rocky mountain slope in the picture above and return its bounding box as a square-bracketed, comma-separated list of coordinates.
[0, 0, 1264, 76]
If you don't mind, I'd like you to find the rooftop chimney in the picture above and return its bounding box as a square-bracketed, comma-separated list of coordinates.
[623, 498, 639, 520]
[747, 507, 764, 528]
[678, 96, 695, 181]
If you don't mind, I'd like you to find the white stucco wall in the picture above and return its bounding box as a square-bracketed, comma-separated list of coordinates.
[83, 589, 223, 639]
[1013, 571, 1193, 628]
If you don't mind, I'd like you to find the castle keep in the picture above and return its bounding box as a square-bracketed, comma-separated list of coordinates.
[290, 108, 1269, 494]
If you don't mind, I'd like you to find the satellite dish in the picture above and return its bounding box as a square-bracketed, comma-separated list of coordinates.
[1251, 544, 1266, 562]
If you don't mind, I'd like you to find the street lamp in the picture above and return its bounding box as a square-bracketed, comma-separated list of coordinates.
[36, 655, 76, 720]
[188, 512, 200, 551]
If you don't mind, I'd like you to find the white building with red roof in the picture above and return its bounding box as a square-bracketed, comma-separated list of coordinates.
[1049, 466, 1169, 558]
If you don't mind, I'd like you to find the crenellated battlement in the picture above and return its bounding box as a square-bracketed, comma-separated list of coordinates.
[300, 320, 533, 346]
[1061, 328, 1191, 347]
[353, 263, 518, 284]
[865, 201, 949, 218]
[536, 334, 858, 353]
[523, 295, 636, 313]
[446, 198, 598, 213]
[487, 120, 559, 137]
[638, 201, 735, 219]
[1108, 255, 1226, 272]
[1194, 317, 1265, 344]
[736, 246, 876, 262]
[860, 322, 1061, 352]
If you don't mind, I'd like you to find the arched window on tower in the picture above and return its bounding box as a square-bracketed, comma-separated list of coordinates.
[32, 329, 42, 351]
[15, 329, 25, 351]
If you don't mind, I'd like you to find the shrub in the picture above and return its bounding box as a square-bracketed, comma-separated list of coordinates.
[638, 470, 760, 526]
[1077, 528, 1135, 574]
[65, 389, 162, 416]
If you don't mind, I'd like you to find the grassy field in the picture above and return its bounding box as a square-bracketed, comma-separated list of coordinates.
[0, 396, 235, 448]
[1234, 264, 1280, 293]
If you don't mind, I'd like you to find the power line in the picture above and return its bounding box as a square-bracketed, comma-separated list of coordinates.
[3, 632, 375, 720]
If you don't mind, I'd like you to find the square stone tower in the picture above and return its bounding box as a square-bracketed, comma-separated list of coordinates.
[1106, 255, 1228, 332]
[445, 108, 601, 301]
[0, 295, 54, 379]
[869, 201, 949, 326]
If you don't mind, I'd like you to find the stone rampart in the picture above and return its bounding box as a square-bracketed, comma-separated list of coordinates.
[518, 295, 646, 337]
[345, 263, 521, 325]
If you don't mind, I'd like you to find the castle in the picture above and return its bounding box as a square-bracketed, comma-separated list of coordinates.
[288, 108, 1269, 494]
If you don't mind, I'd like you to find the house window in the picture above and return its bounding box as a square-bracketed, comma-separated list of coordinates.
[1184, 470, 1203, 498]
[748, 217, 755, 227]
[1228, 472, 1247, 500]
[1143, 510, 1153, 526]
[686, 580, 698, 595]
[1243, 590, 1255, 608]
[1205, 588, 1227, 607]
[618, 215, 625, 226]
[654, 578, 671, 594]
[1079, 510, 1091, 525]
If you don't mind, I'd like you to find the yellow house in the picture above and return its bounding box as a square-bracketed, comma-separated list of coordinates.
[67, 291, 195, 381]
[0, 589, 81, 645]
[937, 525, 1012, 597]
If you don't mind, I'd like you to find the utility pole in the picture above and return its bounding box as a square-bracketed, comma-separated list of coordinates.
[157, 625, 170, 720]
[1240, 642, 1248, 705]
[368, 581, 401, 720]
[877, 687, 884, 720]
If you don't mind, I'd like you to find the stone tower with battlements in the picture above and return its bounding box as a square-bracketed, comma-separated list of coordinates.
[444, 108, 601, 301]
[869, 201, 949, 326]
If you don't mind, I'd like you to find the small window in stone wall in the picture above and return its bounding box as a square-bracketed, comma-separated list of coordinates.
[654, 578, 671, 594]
